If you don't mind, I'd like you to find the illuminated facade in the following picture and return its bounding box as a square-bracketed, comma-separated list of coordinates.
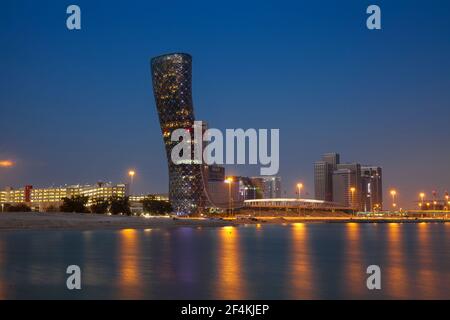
[129, 194, 169, 202]
[151, 53, 204, 215]
[0, 183, 126, 211]
[251, 176, 281, 199]
[244, 198, 347, 210]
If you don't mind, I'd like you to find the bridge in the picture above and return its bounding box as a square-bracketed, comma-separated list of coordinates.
[244, 198, 349, 211]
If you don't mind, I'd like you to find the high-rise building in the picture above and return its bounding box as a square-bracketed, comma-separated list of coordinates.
[151, 53, 205, 215]
[251, 176, 281, 199]
[315, 152, 382, 211]
[323, 152, 340, 168]
[314, 153, 340, 201]
[314, 161, 332, 201]
[335, 163, 362, 210]
[332, 168, 354, 208]
[240, 177, 258, 200]
[361, 166, 383, 211]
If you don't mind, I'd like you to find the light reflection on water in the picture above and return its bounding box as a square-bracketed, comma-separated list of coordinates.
[289, 223, 315, 299]
[217, 226, 246, 299]
[118, 229, 141, 299]
[386, 223, 409, 298]
[344, 223, 365, 297]
[415, 222, 442, 299]
[0, 223, 449, 299]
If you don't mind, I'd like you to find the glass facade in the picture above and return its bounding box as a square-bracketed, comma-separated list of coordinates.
[151, 53, 204, 215]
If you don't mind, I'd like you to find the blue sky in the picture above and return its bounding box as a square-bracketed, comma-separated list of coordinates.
[1, 0, 450, 207]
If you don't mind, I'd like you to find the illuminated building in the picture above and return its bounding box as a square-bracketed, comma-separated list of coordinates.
[250, 176, 281, 199]
[0, 183, 126, 211]
[244, 198, 346, 210]
[334, 163, 362, 210]
[314, 153, 382, 211]
[361, 166, 383, 211]
[151, 53, 205, 215]
[332, 168, 355, 209]
[129, 194, 169, 202]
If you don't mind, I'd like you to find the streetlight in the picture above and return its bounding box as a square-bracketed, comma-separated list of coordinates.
[350, 187, 356, 215]
[224, 177, 233, 215]
[445, 192, 449, 211]
[296, 183, 303, 199]
[390, 189, 397, 211]
[0, 160, 14, 168]
[128, 170, 136, 195]
[296, 183, 303, 214]
[1, 160, 14, 214]
[419, 192, 425, 207]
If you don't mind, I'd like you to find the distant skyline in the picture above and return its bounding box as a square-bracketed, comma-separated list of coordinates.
[1, 0, 450, 208]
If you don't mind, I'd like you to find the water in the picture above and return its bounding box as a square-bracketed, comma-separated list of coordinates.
[0, 223, 449, 299]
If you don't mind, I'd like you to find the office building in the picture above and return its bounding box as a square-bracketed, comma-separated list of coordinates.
[333, 168, 357, 209]
[251, 176, 281, 199]
[314, 153, 340, 201]
[315, 152, 382, 211]
[361, 166, 383, 211]
[151, 53, 205, 215]
[334, 163, 362, 209]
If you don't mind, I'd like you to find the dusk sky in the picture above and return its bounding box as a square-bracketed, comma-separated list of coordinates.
[1, 0, 449, 208]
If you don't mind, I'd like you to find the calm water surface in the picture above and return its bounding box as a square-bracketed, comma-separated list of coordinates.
[0, 223, 449, 299]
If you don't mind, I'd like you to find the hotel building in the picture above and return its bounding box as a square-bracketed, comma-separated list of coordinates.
[0, 183, 126, 212]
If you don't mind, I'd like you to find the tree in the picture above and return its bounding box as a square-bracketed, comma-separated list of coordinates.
[60, 195, 89, 213]
[109, 196, 131, 216]
[90, 198, 109, 214]
[142, 199, 172, 215]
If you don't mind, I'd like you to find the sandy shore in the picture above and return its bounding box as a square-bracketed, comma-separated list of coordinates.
[0, 212, 236, 231]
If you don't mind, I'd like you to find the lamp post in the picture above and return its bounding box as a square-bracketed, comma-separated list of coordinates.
[296, 183, 303, 214]
[445, 192, 449, 211]
[419, 192, 425, 209]
[350, 187, 356, 215]
[432, 190, 437, 210]
[224, 177, 233, 215]
[390, 189, 397, 212]
[128, 170, 136, 195]
[296, 183, 303, 200]
[1, 160, 14, 214]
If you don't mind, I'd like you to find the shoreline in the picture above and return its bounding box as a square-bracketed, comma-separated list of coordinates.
[0, 212, 236, 232]
[0, 212, 448, 231]
[232, 216, 449, 225]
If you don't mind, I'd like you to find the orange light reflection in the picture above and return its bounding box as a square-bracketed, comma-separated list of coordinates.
[217, 226, 246, 299]
[290, 223, 315, 299]
[344, 223, 365, 297]
[386, 223, 408, 298]
[118, 229, 142, 299]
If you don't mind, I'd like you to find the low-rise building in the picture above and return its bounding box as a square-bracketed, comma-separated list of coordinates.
[1, 182, 127, 212]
